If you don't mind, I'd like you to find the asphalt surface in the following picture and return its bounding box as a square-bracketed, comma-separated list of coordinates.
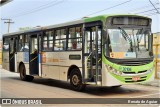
[0, 68, 159, 106]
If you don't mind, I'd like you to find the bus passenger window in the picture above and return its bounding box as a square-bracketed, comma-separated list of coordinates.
[3, 38, 9, 51]
[43, 35, 48, 51]
[54, 29, 66, 51]
[24, 35, 29, 51]
[19, 35, 23, 51]
[31, 38, 38, 54]
[68, 27, 82, 50]
[18, 35, 29, 52]
[42, 30, 54, 51]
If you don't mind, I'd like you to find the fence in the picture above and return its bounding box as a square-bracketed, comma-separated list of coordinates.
[153, 33, 160, 79]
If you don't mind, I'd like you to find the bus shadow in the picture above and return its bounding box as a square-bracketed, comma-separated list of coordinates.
[32, 78, 142, 96]
[33, 78, 73, 90]
[9, 76, 142, 96]
[84, 86, 141, 96]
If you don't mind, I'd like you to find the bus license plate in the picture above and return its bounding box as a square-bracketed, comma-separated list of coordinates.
[132, 76, 140, 81]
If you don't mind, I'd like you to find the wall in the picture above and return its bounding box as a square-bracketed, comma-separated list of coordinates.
[153, 32, 160, 78]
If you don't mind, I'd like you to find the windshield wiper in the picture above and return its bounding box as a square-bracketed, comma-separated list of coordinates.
[119, 27, 131, 42]
[119, 27, 133, 52]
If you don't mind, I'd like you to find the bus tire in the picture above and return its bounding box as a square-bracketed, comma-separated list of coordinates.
[19, 64, 34, 81]
[70, 68, 86, 91]
[111, 85, 122, 88]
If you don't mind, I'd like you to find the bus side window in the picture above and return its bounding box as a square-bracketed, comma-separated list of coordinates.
[42, 34, 48, 51]
[3, 38, 9, 51]
[68, 27, 82, 50]
[19, 35, 23, 51]
[31, 38, 38, 54]
[23, 35, 29, 51]
[54, 29, 66, 51]
[18, 35, 29, 52]
[42, 30, 54, 51]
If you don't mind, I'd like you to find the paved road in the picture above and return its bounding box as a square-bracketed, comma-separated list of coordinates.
[0, 68, 159, 106]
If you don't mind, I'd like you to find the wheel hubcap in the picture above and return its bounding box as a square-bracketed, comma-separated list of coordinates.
[72, 75, 79, 85]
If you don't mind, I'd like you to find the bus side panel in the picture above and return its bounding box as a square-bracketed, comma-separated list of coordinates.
[41, 52, 60, 80]
[59, 51, 82, 81]
[41, 51, 82, 81]
[2, 51, 9, 71]
[17, 52, 30, 75]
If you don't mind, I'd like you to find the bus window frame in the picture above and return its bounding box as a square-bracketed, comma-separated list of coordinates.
[3, 37, 10, 52]
[3, 35, 19, 52]
[67, 26, 82, 51]
[42, 29, 54, 51]
[66, 24, 83, 51]
[54, 28, 67, 51]
[18, 34, 29, 52]
[41, 24, 83, 52]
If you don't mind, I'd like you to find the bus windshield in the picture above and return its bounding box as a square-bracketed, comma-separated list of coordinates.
[106, 28, 152, 59]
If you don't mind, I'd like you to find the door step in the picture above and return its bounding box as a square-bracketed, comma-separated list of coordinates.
[85, 81, 101, 85]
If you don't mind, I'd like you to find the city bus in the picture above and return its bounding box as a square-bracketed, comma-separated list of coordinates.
[2, 14, 154, 91]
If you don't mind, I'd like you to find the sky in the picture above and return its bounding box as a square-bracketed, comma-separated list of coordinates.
[0, 0, 160, 39]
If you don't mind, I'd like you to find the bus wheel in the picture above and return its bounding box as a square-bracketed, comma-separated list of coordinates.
[19, 64, 34, 81]
[70, 68, 86, 91]
[111, 85, 122, 88]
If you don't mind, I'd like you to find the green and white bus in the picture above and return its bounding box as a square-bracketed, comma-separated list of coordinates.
[2, 14, 154, 91]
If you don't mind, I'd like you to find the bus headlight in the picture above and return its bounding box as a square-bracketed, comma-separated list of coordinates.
[147, 67, 153, 73]
[106, 65, 122, 76]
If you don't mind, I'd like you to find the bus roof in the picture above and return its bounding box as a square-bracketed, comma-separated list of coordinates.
[84, 14, 150, 23]
[3, 19, 84, 37]
[3, 14, 151, 37]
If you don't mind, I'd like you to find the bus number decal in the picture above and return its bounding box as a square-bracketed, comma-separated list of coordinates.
[119, 66, 132, 72]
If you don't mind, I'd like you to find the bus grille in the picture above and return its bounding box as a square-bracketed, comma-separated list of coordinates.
[123, 70, 147, 74]
[124, 76, 147, 83]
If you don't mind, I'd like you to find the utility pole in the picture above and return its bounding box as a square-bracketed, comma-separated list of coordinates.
[1, 18, 14, 33]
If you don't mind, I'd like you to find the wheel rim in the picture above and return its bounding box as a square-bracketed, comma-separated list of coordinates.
[72, 75, 79, 86]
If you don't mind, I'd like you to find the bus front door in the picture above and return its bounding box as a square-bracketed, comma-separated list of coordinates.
[29, 35, 39, 75]
[83, 26, 102, 84]
[9, 37, 18, 72]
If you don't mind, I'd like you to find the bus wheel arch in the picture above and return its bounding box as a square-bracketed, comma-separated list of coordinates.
[67, 65, 80, 80]
[68, 65, 86, 91]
